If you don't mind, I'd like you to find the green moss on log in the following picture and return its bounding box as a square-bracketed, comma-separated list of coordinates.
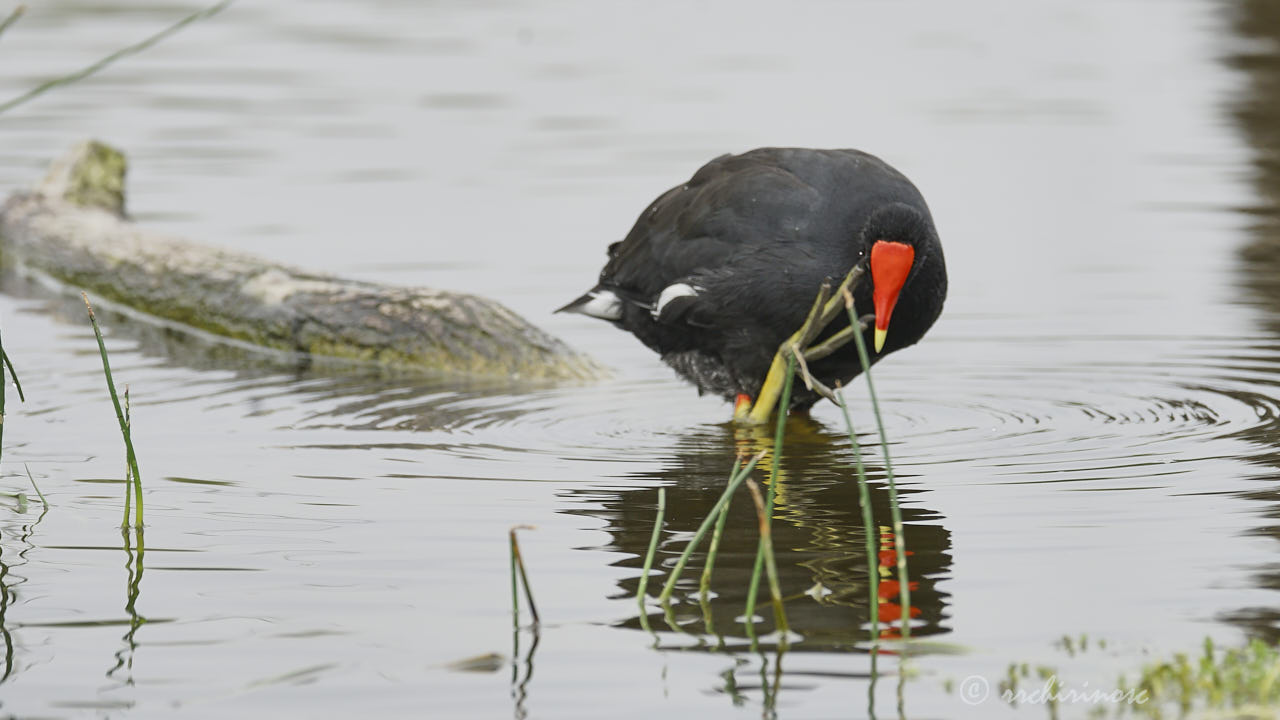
[39, 140, 127, 216]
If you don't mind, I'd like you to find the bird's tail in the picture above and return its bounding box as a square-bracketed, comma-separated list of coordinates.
[555, 287, 624, 320]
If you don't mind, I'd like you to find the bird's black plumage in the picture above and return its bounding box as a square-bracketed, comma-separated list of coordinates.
[560, 147, 947, 410]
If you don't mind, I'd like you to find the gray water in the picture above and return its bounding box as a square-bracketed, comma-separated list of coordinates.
[1, 1, 1279, 717]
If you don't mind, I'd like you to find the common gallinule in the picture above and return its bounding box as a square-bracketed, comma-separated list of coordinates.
[559, 147, 946, 420]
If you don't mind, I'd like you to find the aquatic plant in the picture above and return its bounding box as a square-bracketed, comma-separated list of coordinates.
[637, 487, 665, 632]
[971, 635, 1280, 718]
[744, 478, 788, 635]
[836, 386, 881, 666]
[840, 283, 912, 642]
[509, 525, 538, 628]
[743, 355, 795, 632]
[83, 294, 143, 528]
[657, 451, 765, 605]
[700, 465, 734, 599]
[1128, 637, 1280, 718]
[516, 269, 914, 714]
[628, 269, 914, 716]
[0, 1, 234, 116]
[0, 327, 25, 472]
[23, 464, 45, 511]
[0, 4, 23, 40]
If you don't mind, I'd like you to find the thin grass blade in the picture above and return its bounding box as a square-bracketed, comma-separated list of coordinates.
[744, 355, 795, 625]
[509, 525, 539, 626]
[0, 341, 24, 403]
[0, 1, 233, 116]
[83, 294, 143, 528]
[700, 456, 742, 598]
[842, 293, 910, 642]
[509, 529, 520, 630]
[0, 4, 24, 41]
[836, 389, 881, 700]
[125, 386, 142, 527]
[637, 487, 666, 632]
[23, 463, 46, 510]
[657, 451, 765, 604]
[745, 479, 789, 638]
[123, 387, 133, 528]
[0, 327, 22, 472]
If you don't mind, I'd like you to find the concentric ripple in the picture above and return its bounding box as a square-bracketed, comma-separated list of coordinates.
[109, 329, 1280, 496]
[850, 335, 1280, 488]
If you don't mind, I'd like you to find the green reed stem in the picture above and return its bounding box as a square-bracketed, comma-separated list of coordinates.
[836, 390, 880, 644]
[745, 479, 789, 637]
[508, 525, 539, 626]
[123, 388, 132, 528]
[743, 355, 795, 626]
[837, 389, 881, 704]
[0, 5, 24, 42]
[637, 488, 665, 610]
[0, 328, 24, 473]
[509, 530, 519, 631]
[23, 464, 45, 510]
[0, 332, 6, 472]
[700, 456, 741, 598]
[657, 451, 765, 605]
[84, 294, 143, 529]
[0, 0, 233, 116]
[0, 340, 24, 405]
[843, 300, 909, 641]
[701, 503, 733, 592]
[127, 387, 142, 525]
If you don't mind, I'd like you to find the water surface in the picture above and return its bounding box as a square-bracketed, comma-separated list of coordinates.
[1, 1, 1279, 717]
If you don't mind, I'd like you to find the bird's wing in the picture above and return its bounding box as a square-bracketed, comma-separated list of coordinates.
[600, 152, 824, 308]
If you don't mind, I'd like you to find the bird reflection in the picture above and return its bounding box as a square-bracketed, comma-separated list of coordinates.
[560, 416, 952, 649]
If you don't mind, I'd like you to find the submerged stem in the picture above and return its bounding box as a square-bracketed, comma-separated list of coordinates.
[842, 290, 910, 642]
[744, 356, 795, 627]
[700, 471, 735, 598]
[637, 487, 666, 630]
[658, 452, 764, 605]
[836, 387, 881, 696]
[745, 479, 788, 639]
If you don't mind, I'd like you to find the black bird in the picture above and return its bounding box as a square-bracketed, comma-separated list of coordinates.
[559, 147, 947, 418]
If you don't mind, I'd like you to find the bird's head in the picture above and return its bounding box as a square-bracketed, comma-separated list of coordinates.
[861, 203, 937, 353]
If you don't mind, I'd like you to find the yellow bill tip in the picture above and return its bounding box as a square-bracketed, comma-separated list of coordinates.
[874, 327, 887, 353]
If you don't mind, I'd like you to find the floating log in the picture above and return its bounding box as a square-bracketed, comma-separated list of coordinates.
[0, 141, 604, 381]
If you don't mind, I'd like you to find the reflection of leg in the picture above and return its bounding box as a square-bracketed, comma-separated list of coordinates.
[730, 423, 790, 514]
[876, 528, 919, 637]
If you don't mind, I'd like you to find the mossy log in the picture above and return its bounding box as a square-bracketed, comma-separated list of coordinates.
[0, 141, 604, 381]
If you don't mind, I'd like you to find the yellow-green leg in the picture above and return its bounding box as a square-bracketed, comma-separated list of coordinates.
[744, 352, 789, 424]
[733, 265, 867, 426]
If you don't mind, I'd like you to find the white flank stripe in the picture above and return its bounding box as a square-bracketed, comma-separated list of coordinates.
[652, 283, 699, 319]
